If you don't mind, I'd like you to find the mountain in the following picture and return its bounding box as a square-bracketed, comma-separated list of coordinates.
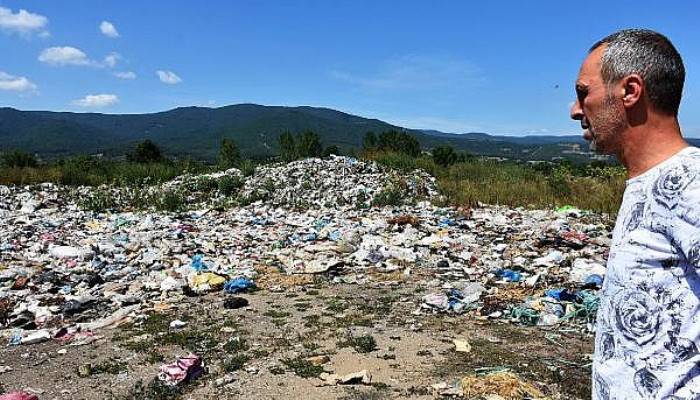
[0, 104, 404, 160]
[0, 104, 622, 162]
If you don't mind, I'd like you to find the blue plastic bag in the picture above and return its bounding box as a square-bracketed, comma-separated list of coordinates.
[224, 278, 255, 294]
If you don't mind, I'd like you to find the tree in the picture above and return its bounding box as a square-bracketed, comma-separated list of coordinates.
[128, 139, 163, 163]
[218, 137, 241, 169]
[432, 145, 458, 167]
[1, 150, 37, 168]
[377, 130, 421, 157]
[278, 131, 296, 162]
[296, 130, 323, 158]
[322, 145, 341, 157]
[362, 131, 377, 151]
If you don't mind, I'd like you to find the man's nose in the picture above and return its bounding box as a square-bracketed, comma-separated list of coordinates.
[570, 99, 583, 121]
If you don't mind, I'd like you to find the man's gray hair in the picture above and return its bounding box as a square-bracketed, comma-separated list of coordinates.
[591, 29, 685, 116]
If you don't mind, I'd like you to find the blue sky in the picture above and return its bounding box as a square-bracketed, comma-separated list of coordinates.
[1, 1, 699, 136]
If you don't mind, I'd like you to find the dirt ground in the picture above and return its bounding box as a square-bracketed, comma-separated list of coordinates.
[0, 273, 593, 399]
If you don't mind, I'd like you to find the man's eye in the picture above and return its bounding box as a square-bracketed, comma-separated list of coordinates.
[576, 89, 587, 101]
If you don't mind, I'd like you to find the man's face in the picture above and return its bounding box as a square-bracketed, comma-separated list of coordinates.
[570, 46, 626, 155]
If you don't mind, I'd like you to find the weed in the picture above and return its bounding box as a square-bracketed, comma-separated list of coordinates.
[217, 175, 243, 196]
[303, 314, 321, 328]
[115, 379, 182, 400]
[372, 184, 404, 207]
[146, 350, 165, 364]
[281, 356, 325, 378]
[238, 159, 256, 177]
[326, 299, 349, 312]
[263, 310, 291, 319]
[223, 337, 249, 353]
[269, 365, 286, 375]
[92, 358, 128, 375]
[338, 334, 378, 353]
[223, 354, 250, 372]
[153, 189, 186, 212]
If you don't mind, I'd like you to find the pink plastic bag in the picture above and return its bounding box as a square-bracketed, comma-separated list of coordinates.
[158, 353, 203, 386]
[0, 392, 39, 400]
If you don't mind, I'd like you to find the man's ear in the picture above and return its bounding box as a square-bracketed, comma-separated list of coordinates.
[621, 74, 644, 108]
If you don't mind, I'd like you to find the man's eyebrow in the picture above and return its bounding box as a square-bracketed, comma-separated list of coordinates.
[575, 82, 588, 91]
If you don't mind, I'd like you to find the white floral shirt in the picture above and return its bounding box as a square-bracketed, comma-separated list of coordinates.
[594, 146, 700, 400]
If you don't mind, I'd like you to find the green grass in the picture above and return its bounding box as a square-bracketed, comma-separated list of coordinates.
[370, 151, 625, 215]
[0, 157, 209, 187]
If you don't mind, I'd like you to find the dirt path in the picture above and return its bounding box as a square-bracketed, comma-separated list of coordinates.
[1, 281, 593, 399]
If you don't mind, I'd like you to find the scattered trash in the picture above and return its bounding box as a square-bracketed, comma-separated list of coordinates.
[169, 320, 187, 330]
[223, 278, 255, 294]
[453, 338, 472, 353]
[319, 369, 372, 385]
[0, 393, 39, 400]
[461, 371, 545, 400]
[21, 330, 51, 345]
[223, 297, 249, 309]
[496, 269, 522, 283]
[0, 156, 609, 370]
[158, 354, 204, 386]
[305, 355, 330, 366]
[189, 272, 226, 293]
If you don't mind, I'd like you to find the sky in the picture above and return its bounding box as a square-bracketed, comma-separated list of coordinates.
[1, 1, 699, 136]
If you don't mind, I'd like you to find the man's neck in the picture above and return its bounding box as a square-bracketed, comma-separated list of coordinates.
[617, 117, 688, 179]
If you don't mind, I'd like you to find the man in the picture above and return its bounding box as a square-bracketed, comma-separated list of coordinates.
[571, 29, 700, 399]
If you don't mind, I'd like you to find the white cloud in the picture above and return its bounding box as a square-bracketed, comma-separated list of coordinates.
[103, 52, 120, 68]
[0, 71, 38, 92]
[0, 6, 49, 37]
[156, 70, 182, 85]
[39, 47, 119, 68]
[332, 54, 484, 91]
[39, 46, 91, 66]
[71, 94, 119, 108]
[114, 71, 136, 80]
[99, 21, 119, 38]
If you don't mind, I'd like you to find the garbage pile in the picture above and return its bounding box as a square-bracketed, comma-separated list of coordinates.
[66, 156, 440, 212]
[0, 156, 612, 350]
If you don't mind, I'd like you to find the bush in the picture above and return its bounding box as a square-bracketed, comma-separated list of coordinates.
[128, 140, 164, 163]
[374, 151, 416, 171]
[279, 131, 324, 161]
[217, 175, 243, 196]
[432, 145, 458, 167]
[218, 137, 241, 169]
[362, 131, 378, 151]
[372, 183, 405, 207]
[153, 189, 186, 212]
[279, 131, 297, 162]
[377, 130, 421, 157]
[1, 150, 37, 168]
[323, 145, 341, 157]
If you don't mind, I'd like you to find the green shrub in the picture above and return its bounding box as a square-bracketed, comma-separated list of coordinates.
[218, 137, 241, 169]
[1, 150, 38, 168]
[217, 175, 243, 196]
[128, 140, 164, 163]
[239, 159, 256, 177]
[372, 183, 405, 207]
[374, 151, 416, 171]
